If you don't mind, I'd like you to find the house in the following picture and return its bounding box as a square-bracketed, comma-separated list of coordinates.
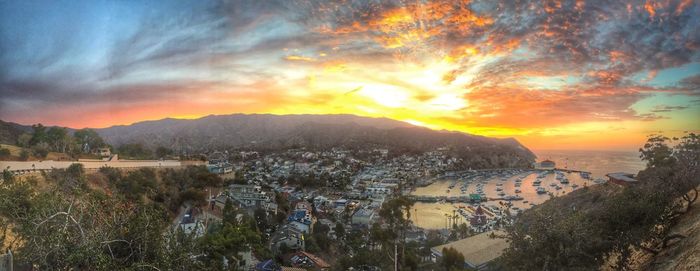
[606, 172, 637, 185]
[289, 220, 311, 234]
[208, 163, 233, 174]
[431, 231, 508, 270]
[93, 147, 111, 157]
[287, 251, 331, 271]
[351, 208, 375, 226]
[228, 184, 270, 209]
[256, 259, 281, 271]
[271, 225, 305, 253]
[334, 199, 348, 208]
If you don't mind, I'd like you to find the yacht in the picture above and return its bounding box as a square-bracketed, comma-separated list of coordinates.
[536, 187, 547, 194]
[515, 189, 522, 193]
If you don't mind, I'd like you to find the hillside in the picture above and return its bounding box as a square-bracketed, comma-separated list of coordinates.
[94, 114, 535, 166]
[637, 197, 700, 270]
[0, 120, 31, 145]
[0, 114, 537, 167]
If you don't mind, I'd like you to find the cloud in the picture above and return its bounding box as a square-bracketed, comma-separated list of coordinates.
[650, 105, 689, 112]
[0, 0, 698, 146]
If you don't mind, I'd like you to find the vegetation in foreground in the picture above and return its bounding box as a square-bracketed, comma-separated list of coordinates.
[496, 133, 699, 270]
[0, 165, 271, 270]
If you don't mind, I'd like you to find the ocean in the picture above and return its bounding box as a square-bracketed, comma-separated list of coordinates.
[409, 150, 648, 229]
[532, 149, 646, 178]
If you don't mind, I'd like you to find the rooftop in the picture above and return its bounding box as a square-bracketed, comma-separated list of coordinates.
[432, 231, 508, 269]
[606, 172, 637, 183]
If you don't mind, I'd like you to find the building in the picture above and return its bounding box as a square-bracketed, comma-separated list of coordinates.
[270, 225, 305, 253]
[228, 184, 270, 209]
[431, 231, 508, 270]
[208, 163, 233, 174]
[606, 172, 638, 185]
[470, 206, 488, 227]
[287, 251, 331, 271]
[351, 208, 375, 226]
[255, 259, 281, 271]
[92, 147, 111, 157]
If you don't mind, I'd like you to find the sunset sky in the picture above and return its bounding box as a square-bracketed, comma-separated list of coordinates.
[1, 0, 699, 151]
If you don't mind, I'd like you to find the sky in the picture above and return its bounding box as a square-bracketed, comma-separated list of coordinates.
[1, 0, 699, 151]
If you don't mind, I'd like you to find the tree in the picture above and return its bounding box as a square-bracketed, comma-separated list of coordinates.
[19, 149, 29, 161]
[17, 133, 32, 147]
[375, 196, 416, 270]
[0, 148, 10, 158]
[335, 222, 345, 239]
[32, 142, 49, 158]
[29, 124, 47, 146]
[46, 127, 69, 152]
[73, 129, 105, 153]
[117, 143, 153, 159]
[155, 146, 173, 159]
[442, 247, 465, 271]
[1, 170, 13, 183]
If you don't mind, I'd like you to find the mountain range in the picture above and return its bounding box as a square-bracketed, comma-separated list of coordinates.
[0, 114, 536, 167]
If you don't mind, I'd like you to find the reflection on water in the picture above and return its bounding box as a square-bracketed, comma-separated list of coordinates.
[412, 170, 588, 229]
[533, 149, 645, 178]
[410, 150, 646, 229]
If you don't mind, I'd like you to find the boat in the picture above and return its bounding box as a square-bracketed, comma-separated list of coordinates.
[580, 172, 591, 179]
[515, 189, 522, 193]
[571, 184, 579, 188]
[498, 192, 506, 196]
[549, 183, 557, 187]
[555, 186, 562, 190]
[496, 187, 503, 191]
[536, 187, 547, 194]
[515, 183, 521, 187]
[523, 201, 529, 204]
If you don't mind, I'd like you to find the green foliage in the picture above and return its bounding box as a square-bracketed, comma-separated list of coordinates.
[159, 166, 222, 210]
[442, 247, 465, 271]
[44, 163, 87, 192]
[117, 143, 153, 159]
[114, 168, 158, 201]
[29, 124, 48, 146]
[73, 129, 106, 153]
[155, 146, 174, 158]
[31, 142, 49, 158]
[497, 134, 700, 270]
[19, 149, 29, 160]
[0, 148, 10, 157]
[335, 222, 345, 239]
[198, 204, 270, 270]
[0, 171, 203, 270]
[1, 170, 13, 183]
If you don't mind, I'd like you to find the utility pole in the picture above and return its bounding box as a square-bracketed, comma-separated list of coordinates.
[394, 243, 398, 271]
